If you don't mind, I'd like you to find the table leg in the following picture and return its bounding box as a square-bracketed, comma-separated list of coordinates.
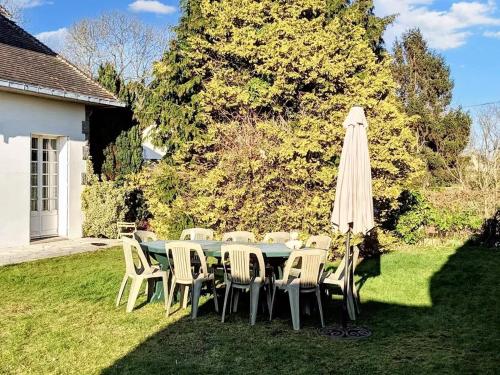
[147, 253, 170, 303]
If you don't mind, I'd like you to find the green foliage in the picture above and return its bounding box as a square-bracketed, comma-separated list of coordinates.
[91, 63, 144, 176]
[127, 163, 193, 239]
[81, 162, 127, 238]
[124, 188, 151, 224]
[136, 0, 205, 156]
[392, 29, 472, 185]
[394, 190, 485, 244]
[142, 0, 423, 238]
[395, 192, 430, 244]
[97, 62, 123, 98]
[102, 125, 143, 182]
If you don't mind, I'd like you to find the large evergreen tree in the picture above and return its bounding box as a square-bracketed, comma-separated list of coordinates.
[392, 29, 472, 184]
[92, 63, 143, 181]
[137, 0, 206, 158]
[141, 0, 423, 237]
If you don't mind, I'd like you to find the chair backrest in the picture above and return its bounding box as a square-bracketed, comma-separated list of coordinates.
[122, 237, 153, 276]
[305, 235, 332, 250]
[222, 231, 256, 243]
[180, 228, 214, 241]
[262, 231, 290, 244]
[166, 241, 208, 282]
[331, 246, 360, 281]
[283, 249, 327, 288]
[117, 221, 137, 239]
[133, 230, 158, 243]
[221, 244, 265, 284]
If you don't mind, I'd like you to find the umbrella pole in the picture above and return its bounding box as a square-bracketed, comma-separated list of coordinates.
[341, 227, 351, 330]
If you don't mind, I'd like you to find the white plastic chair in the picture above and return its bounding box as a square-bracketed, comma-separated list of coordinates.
[133, 230, 158, 243]
[180, 228, 214, 240]
[305, 235, 332, 250]
[262, 231, 290, 244]
[322, 246, 361, 319]
[116, 237, 169, 313]
[270, 249, 327, 330]
[220, 244, 271, 325]
[165, 241, 218, 319]
[117, 221, 137, 239]
[133, 230, 160, 273]
[222, 231, 256, 243]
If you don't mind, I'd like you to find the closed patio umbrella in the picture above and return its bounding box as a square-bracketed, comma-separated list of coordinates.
[331, 105, 374, 321]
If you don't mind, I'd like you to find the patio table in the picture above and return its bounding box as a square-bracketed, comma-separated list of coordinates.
[141, 240, 294, 302]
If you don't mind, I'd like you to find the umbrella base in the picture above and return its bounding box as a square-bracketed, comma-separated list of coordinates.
[319, 325, 372, 340]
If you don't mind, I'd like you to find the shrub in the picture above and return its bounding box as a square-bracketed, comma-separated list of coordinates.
[394, 189, 487, 244]
[81, 179, 127, 239]
[394, 192, 430, 244]
[102, 125, 143, 183]
[127, 162, 193, 239]
[476, 209, 500, 247]
[81, 160, 146, 239]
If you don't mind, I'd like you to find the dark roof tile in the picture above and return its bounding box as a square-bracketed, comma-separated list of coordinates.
[0, 13, 120, 104]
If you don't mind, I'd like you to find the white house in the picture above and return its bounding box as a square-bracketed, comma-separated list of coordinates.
[0, 10, 123, 247]
[142, 125, 166, 160]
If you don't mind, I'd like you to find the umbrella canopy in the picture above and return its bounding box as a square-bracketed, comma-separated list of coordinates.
[331, 106, 374, 235]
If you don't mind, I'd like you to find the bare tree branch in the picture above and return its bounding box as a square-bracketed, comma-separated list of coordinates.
[0, 0, 24, 23]
[62, 11, 168, 82]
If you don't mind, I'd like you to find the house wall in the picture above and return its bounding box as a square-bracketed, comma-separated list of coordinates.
[0, 91, 86, 247]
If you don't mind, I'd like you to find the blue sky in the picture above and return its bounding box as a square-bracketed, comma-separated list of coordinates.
[14, 0, 500, 111]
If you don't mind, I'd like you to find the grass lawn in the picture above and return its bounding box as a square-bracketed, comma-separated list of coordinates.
[0, 240, 498, 374]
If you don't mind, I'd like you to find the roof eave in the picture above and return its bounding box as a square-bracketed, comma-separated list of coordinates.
[0, 78, 126, 107]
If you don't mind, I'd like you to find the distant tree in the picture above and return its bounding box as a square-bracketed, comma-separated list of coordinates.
[96, 62, 123, 98]
[469, 105, 500, 217]
[63, 11, 167, 81]
[0, 1, 23, 22]
[392, 28, 472, 184]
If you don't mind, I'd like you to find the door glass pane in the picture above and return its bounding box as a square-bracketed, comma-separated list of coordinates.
[33, 137, 59, 215]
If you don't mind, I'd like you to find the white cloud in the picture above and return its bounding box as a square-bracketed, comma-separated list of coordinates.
[128, 0, 176, 15]
[11, 0, 53, 8]
[484, 30, 500, 37]
[35, 27, 68, 52]
[375, 0, 500, 50]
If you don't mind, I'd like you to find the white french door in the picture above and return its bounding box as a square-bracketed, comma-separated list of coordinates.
[30, 136, 59, 239]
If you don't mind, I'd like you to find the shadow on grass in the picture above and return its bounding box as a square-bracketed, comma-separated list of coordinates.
[102, 239, 499, 374]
